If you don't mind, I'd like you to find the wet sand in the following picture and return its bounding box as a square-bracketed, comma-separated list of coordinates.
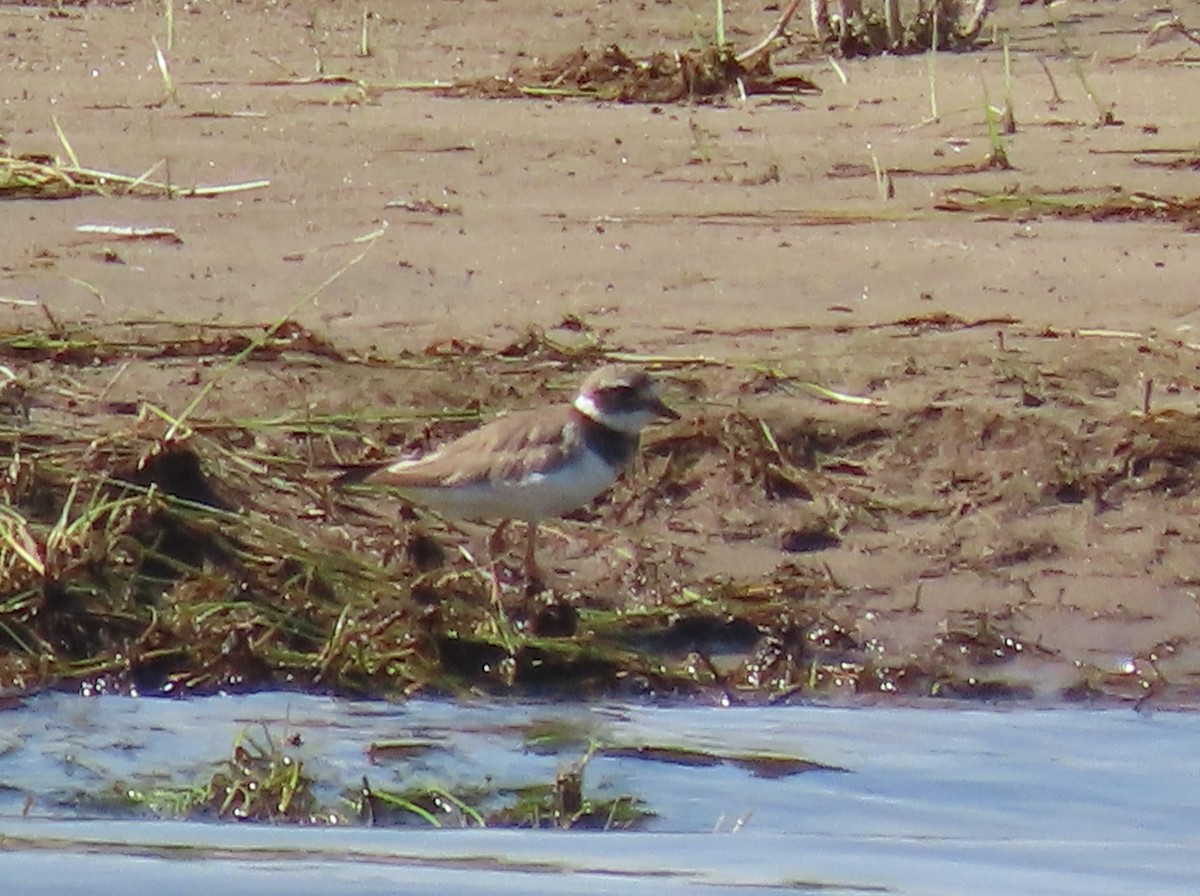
[3, 0, 1200, 704]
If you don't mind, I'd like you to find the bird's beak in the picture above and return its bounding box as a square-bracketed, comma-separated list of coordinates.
[651, 394, 681, 421]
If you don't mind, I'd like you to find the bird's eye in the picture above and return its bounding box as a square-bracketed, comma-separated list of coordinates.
[607, 384, 653, 413]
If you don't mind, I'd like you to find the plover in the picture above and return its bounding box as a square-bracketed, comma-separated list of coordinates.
[338, 365, 679, 587]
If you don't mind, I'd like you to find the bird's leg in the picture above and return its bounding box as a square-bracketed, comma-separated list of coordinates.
[486, 520, 510, 606]
[524, 521, 544, 595]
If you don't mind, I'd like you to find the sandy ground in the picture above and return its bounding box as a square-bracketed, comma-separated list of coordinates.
[4, 0, 1200, 704]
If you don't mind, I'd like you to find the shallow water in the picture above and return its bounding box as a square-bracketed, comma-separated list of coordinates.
[1, 693, 1197, 895]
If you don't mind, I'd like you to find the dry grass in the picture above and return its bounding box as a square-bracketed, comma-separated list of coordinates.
[0, 152, 268, 200]
[4, 317, 1196, 703]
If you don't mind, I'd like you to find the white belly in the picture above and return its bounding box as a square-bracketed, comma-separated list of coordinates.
[399, 450, 619, 522]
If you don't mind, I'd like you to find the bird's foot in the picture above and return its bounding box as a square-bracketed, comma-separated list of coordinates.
[523, 571, 547, 597]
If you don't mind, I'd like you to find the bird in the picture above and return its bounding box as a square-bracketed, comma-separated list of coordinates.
[336, 365, 679, 590]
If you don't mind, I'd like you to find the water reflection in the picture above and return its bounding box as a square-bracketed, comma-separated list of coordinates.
[1, 693, 1197, 895]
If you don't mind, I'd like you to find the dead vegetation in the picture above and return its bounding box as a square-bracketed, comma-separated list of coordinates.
[935, 186, 1200, 229]
[4, 320, 1199, 706]
[0, 152, 268, 201]
[811, 0, 997, 56]
[116, 720, 654, 827]
[451, 42, 818, 104]
[449, 44, 692, 102]
[441, 0, 997, 104]
[108, 713, 830, 828]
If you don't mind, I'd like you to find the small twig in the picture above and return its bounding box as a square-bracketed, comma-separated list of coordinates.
[60, 162, 269, 196]
[736, 0, 804, 64]
[250, 49, 297, 78]
[66, 279, 105, 305]
[1145, 16, 1200, 50]
[51, 116, 81, 169]
[810, 0, 829, 40]
[982, 80, 1012, 170]
[796, 381, 888, 407]
[75, 224, 182, 243]
[827, 55, 847, 84]
[127, 159, 166, 193]
[867, 143, 892, 202]
[165, 228, 383, 440]
[184, 110, 268, 120]
[1036, 57, 1064, 107]
[884, 0, 902, 48]
[251, 74, 369, 89]
[182, 179, 271, 196]
[958, 0, 997, 42]
[358, 6, 371, 57]
[152, 36, 180, 107]
[1053, 20, 1114, 125]
[39, 300, 65, 331]
[1001, 31, 1016, 134]
[926, 19, 940, 122]
[95, 360, 132, 410]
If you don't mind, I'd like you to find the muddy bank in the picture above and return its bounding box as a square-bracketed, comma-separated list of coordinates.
[3, 0, 1200, 705]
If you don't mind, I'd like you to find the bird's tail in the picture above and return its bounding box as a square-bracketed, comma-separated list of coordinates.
[332, 462, 389, 487]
